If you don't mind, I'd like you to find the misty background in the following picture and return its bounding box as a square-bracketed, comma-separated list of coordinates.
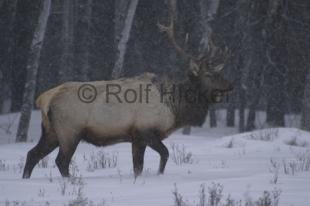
[0, 0, 309, 142]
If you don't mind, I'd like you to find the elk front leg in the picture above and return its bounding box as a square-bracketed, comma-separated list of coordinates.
[132, 138, 146, 177]
[148, 139, 169, 174]
[143, 130, 169, 175]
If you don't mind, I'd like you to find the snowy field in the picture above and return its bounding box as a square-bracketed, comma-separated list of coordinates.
[0, 111, 309, 205]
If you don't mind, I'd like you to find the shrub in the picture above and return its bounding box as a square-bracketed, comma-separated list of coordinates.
[224, 139, 234, 149]
[85, 151, 118, 172]
[0, 159, 9, 171]
[172, 183, 281, 206]
[38, 157, 49, 168]
[247, 129, 278, 142]
[170, 143, 194, 165]
[284, 137, 307, 147]
[172, 184, 189, 206]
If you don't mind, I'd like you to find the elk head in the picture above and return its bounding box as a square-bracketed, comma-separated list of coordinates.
[158, 0, 233, 102]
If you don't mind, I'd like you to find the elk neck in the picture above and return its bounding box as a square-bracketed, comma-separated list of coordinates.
[159, 74, 210, 129]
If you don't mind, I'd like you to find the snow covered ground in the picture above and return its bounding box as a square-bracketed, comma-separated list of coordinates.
[0, 111, 309, 205]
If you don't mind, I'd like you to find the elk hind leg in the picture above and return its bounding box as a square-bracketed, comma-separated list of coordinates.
[23, 124, 58, 179]
[55, 131, 81, 177]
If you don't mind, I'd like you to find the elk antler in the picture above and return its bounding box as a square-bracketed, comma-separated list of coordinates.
[159, 0, 231, 73]
[157, 0, 197, 61]
[201, 30, 231, 72]
[207, 30, 217, 59]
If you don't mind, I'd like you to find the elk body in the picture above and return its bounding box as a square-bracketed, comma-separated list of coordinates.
[22, 0, 233, 179]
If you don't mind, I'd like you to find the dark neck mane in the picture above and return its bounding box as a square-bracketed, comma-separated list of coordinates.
[154, 75, 210, 129]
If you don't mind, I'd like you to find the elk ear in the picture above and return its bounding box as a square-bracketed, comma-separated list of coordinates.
[189, 60, 200, 76]
[213, 63, 224, 72]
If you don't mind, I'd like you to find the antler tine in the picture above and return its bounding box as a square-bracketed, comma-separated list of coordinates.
[197, 29, 216, 62]
[157, 0, 197, 61]
[207, 30, 218, 59]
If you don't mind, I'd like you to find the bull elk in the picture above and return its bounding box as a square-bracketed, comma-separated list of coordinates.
[22, 0, 233, 179]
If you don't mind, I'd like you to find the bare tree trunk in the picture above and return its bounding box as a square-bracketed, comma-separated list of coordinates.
[238, 58, 248, 133]
[244, 1, 266, 131]
[246, 88, 261, 131]
[0, 0, 4, 9]
[237, 58, 247, 133]
[16, 0, 51, 142]
[0, 0, 17, 114]
[246, 106, 256, 131]
[226, 96, 235, 127]
[114, 0, 129, 43]
[111, 0, 139, 79]
[209, 106, 217, 127]
[265, 0, 287, 127]
[1, 84, 12, 114]
[301, 70, 310, 131]
[199, 0, 220, 52]
[238, 89, 245, 132]
[59, 0, 74, 82]
[78, 0, 92, 81]
[235, 0, 255, 132]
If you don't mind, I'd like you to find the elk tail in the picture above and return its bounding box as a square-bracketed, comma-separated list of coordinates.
[36, 85, 64, 131]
